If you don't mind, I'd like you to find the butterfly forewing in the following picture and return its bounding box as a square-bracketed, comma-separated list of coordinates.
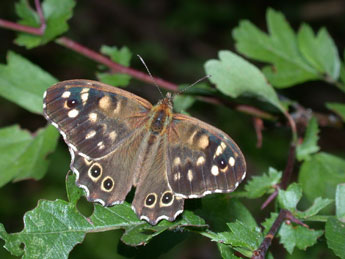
[43, 80, 152, 159]
[167, 114, 246, 198]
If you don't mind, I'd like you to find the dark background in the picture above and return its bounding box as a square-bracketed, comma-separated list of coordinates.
[0, 0, 344, 258]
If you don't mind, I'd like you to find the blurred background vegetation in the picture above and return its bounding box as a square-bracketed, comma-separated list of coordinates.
[0, 0, 344, 258]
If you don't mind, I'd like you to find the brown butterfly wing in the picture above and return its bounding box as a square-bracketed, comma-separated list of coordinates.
[166, 114, 246, 198]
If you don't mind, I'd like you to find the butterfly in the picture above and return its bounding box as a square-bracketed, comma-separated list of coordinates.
[43, 79, 246, 225]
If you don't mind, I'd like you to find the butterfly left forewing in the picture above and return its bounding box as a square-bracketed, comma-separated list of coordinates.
[167, 113, 246, 198]
[43, 79, 152, 159]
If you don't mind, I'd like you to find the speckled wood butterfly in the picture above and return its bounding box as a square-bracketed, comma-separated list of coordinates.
[43, 79, 246, 225]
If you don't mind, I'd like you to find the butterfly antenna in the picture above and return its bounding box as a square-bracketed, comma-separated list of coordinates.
[137, 54, 164, 98]
[173, 74, 211, 98]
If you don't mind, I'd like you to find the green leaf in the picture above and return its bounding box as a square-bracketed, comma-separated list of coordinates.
[325, 217, 345, 258]
[233, 8, 319, 87]
[296, 117, 320, 161]
[66, 172, 84, 205]
[97, 45, 132, 87]
[278, 183, 302, 211]
[297, 24, 340, 80]
[0, 125, 59, 187]
[243, 167, 282, 198]
[173, 94, 196, 113]
[217, 243, 241, 259]
[0, 51, 57, 114]
[336, 184, 345, 220]
[296, 197, 333, 219]
[0, 174, 206, 258]
[262, 213, 323, 254]
[298, 152, 345, 201]
[279, 222, 323, 254]
[326, 102, 345, 122]
[15, 0, 76, 48]
[204, 50, 284, 112]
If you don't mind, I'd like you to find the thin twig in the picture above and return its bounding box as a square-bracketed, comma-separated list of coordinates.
[253, 117, 264, 148]
[34, 0, 46, 33]
[0, 18, 42, 35]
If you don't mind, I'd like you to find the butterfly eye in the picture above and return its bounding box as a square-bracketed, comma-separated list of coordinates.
[91, 164, 101, 178]
[145, 193, 157, 207]
[218, 158, 227, 170]
[101, 176, 114, 192]
[66, 99, 78, 108]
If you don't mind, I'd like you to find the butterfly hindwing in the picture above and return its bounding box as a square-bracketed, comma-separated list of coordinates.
[43, 80, 152, 159]
[132, 135, 184, 225]
[167, 114, 246, 198]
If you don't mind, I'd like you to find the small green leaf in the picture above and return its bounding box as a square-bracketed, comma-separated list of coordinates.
[336, 184, 345, 220]
[325, 217, 345, 258]
[173, 94, 196, 113]
[97, 46, 132, 87]
[0, 125, 59, 187]
[217, 243, 241, 259]
[279, 222, 323, 254]
[233, 8, 318, 87]
[243, 167, 282, 198]
[296, 197, 333, 219]
[204, 50, 284, 112]
[66, 172, 84, 205]
[278, 183, 302, 211]
[296, 117, 320, 161]
[326, 102, 345, 122]
[298, 152, 345, 202]
[0, 51, 57, 114]
[297, 24, 340, 80]
[15, 0, 76, 48]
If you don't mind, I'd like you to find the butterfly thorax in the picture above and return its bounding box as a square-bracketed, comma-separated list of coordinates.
[148, 95, 173, 135]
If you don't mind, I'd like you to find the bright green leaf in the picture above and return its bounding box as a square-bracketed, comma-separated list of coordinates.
[0, 51, 57, 114]
[297, 197, 333, 219]
[243, 167, 281, 198]
[279, 222, 323, 254]
[0, 125, 59, 187]
[97, 46, 132, 87]
[298, 152, 345, 202]
[336, 184, 345, 220]
[15, 0, 76, 48]
[296, 117, 320, 161]
[278, 183, 302, 211]
[66, 172, 84, 205]
[325, 217, 345, 258]
[217, 243, 241, 259]
[233, 8, 319, 87]
[297, 24, 340, 80]
[173, 94, 196, 113]
[326, 102, 345, 122]
[205, 50, 284, 112]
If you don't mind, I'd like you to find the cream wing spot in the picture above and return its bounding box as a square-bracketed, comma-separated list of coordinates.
[198, 134, 210, 149]
[89, 112, 97, 122]
[81, 92, 89, 104]
[174, 172, 181, 181]
[197, 156, 205, 166]
[99, 95, 111, 110]
[211, 165, 219, 176]
[229, 156, 235, 167]
[62, 91, 71, 98]
[187, 169, 193, 182]
[68, 109, 79, 118]
[109, 130, 117, 141]
[187, 131, 197, 145]
[173, 157, 181, 166]
[85, 130, 96, 139]
[113, 100, 121, 114]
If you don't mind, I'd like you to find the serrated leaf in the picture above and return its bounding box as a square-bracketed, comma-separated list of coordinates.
[262, 213, 323, 254]
[326, 102, 345, 122]
[325, 217, 345, 258]
[0, 174, 206, 258]
[279, 222, 323, 254]
[296, 197, 333, 219]
[243, 167, 282, 198]
[97, 46, 132, 87]
[336, 184, 345, 220]
[278, 183, 302, 211]
[297, 24, 340, 80]
[15, 0, 75, 48]
[204, 50, 284, 112]
[0, 51, 57, 114]
[296, 117, 320, 161]
[298, 152, 345, 202]
[233, 8, 319, 87]
[0, 125, 59, 187]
